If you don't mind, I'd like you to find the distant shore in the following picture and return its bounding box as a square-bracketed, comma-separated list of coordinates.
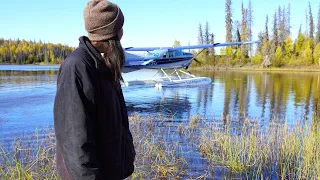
[190, 65, 320, 72]
[0, 63, 60, 66]
[1, 63, 320, 72]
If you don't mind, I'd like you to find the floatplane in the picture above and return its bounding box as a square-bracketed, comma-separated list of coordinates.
[122, 41, 259, 87]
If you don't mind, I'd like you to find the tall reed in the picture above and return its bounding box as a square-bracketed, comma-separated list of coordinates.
[0, 114, 319, 179]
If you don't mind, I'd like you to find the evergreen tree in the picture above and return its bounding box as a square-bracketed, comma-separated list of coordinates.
[241, 1, 248, 59]
[265, 15, 269, 42]
[272, 10, 279, 53]
[248, 0, 253, 56]
[233, 20, 241, 41]
[263, 15, 270, 58]
[204, 21, 210, 44]
[198, 23, 204, 45]
[257, 31, 264, 52]
[278, 6, 286, 44]
[298, 23, 302, 35]
[315, 3, 320, 44]
[0, 38, 74, 64]
[286, 3, 291, 37]
[210, 33, 216, 63]
[225, 0, 233, 42]
[309, 1, 315, 40]
[306, 10, 309, 36]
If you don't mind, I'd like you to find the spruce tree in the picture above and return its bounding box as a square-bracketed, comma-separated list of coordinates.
[316, 3, 320, 44]
[309, 2, 315, 40]
[198, 23, 204, 45]
[225, 0, 233, 42]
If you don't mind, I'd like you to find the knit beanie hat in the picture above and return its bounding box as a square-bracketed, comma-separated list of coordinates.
[84, 0, 124, 41]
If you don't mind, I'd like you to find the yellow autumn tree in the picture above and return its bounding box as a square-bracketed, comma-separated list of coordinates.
[273, 46, 283, 67]
[314, 43, 320, 66]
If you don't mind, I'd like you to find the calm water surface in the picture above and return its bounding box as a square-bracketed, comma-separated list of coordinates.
[1, 65, 319, 177]
[1, 65, 320, 142]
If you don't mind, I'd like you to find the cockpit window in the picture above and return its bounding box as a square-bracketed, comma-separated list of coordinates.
[173, 50, 183, 56]
[147, 52, 160, 57]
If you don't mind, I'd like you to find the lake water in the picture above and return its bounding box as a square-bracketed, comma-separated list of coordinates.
[1, 65, 319, 178]
[0, 65, 320, 141]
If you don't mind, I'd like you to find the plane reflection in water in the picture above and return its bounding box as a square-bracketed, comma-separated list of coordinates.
[123, 71, 320, 125]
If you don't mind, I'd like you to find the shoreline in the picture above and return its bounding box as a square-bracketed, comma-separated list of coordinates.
[190, 65, 320, 72]
[0, 63, 60, 66]
[1, 63, 320, 72]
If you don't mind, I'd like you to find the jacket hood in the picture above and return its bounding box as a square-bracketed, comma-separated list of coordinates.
[78, 36, 113, 78]
[78, 36, 105, 69]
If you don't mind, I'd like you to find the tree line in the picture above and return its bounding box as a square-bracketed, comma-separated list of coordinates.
[195, 0, 320, 67]
[0, 38, 74, 64]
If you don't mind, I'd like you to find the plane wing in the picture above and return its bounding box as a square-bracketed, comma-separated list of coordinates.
[124, 41, 259, 52]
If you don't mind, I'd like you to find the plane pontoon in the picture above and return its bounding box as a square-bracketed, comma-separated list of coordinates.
[122, 41, 259, 87]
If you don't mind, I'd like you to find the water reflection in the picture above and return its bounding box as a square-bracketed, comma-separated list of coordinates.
[195, 70, 320, 123]
[123, 70, 320, 125]
[0, 66, 319, 140]
[0, 70, 58, 92]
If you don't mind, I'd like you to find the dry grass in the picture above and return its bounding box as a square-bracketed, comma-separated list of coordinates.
[0, 113, 319, 179]
[0, 127, 58, 180]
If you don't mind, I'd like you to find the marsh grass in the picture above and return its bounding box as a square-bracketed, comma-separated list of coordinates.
[0, 114, 319, 179]
[128, 113, 188, 179]
[0, 127, 58, 180]
[198, 115, 320, 179]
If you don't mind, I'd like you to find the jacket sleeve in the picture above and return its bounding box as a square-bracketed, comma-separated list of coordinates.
[54, 59, 101, 180]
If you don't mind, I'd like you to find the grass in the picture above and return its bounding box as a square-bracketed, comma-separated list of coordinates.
[0, 128, 57, 180]
[198, 117, 320, 179]
[0, 113, 319, 179]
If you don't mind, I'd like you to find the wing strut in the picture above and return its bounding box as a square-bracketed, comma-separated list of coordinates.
[185, 48, 206, 69]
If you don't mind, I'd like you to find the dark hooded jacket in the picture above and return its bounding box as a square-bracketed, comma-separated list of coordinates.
[54, 36, 135, 180]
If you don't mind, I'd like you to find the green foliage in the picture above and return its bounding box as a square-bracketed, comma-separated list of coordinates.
[173, 40, 181, 46]
[225, 46, 234, 65]
[226, 46, 233, 57]
[252, 51, 263, 65]
[273, 45, 283, 67]
[314, 43, 320, 66]
[192, 50, 207, 66]
[294, 33, 306, 57]
[303, 45, 313, 65]
[193, 2, 320, 68]
[0, 38, 74, 64]
[284, 36, 293, 58]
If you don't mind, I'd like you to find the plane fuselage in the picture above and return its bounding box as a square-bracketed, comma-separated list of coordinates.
[124, 50, 193, 70]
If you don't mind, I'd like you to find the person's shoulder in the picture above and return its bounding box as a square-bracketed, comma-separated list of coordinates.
[62, 47, 94, 73]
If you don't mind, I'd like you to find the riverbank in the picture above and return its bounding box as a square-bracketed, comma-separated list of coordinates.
[190, 65, 320, 72]
[1, 114, 319, 179]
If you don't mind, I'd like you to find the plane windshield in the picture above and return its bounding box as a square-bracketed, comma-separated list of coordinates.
[174, 50, 183, 56]
[147, 52, 160, 57]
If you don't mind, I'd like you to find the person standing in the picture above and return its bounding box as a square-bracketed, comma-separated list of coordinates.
[54, 0, 135, 179]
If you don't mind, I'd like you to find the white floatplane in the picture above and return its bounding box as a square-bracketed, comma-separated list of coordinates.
[122, 41, 259, 87]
